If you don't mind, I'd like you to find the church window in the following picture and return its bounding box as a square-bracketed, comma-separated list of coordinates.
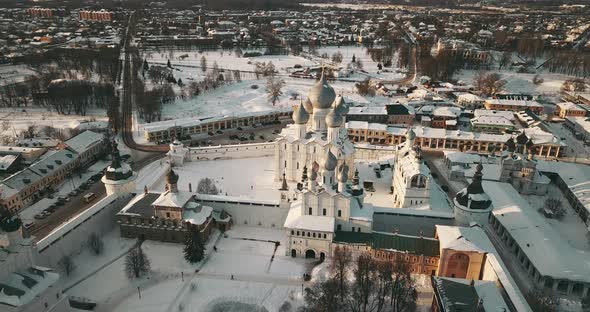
[297, 162, 299, 169]
[323, 234, 327, 239]
[309, 207, 312, 215]
[313, 233, 316, 238]
[166, 212, 171, 218]
[337, 224, 342, 231]
[297, 231, 300, 236]
[358, 228, 361, 233]
[322, 209, 326, 216]
[291, 230, 294, 235]
[284, 160, 287, 167]
[352, 227, 355, 232]
[338, 210, 342, 217]
[307, 232, 310, 237]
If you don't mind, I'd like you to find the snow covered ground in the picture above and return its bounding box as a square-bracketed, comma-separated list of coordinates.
[316, 45, 405, 81]
[64, 226, 310, 312]
[151, 156, 294, 202]
[455, 69, 573, 97]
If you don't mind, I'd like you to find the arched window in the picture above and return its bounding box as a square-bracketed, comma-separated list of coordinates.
[338, 210, 342, 217]
[411, 174, 427, 188]
[313, 233, 316, 238]
[307, 232, 310, 237]
[297, 231, 300, 236]
[322, 209, 326, 216]
[308, 207, 312, 215]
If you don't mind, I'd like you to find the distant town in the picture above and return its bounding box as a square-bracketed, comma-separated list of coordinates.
[0, 1, 589, 312]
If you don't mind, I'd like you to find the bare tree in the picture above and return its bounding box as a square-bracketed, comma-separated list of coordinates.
[304, 277, 344, 312]
[200, 56, 207, 73]
[544, 198, 565, 219]
[331, 246, 351, 298]
[355, 78, 375, 97]
[58, 255, 75, 276]
[389, 259, 417, 312]
[499, 51, 512, 70]
[348, 253, 378, 312]
[125, 245, 151, 279]
[332, 51, 344, 64]
[266, 77, 285, 106]
[197, 177, 219, 194]
[474, 71, 506, 97]
[88, 232, 104, 255]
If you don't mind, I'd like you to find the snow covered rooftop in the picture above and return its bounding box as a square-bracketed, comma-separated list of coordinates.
[537, 160, 590, 216]
[64, 130, 103, 154]
[285, 201, 335, 232]
[0, 268, 60, 308]
[152, 191, 194, 208]
[487, 181, 590, 283]
[183, 204, 213, 225]
[435, 224, 532, 312]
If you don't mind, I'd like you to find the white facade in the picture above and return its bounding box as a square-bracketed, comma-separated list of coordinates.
[167, 140, 189, 166]
[391, 129, 432, 208]
[274, 73, 355, 182]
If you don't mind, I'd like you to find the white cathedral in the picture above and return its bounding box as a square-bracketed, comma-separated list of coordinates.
[277, 73, 436, 259]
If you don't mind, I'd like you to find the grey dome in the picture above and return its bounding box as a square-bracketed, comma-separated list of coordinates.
[308, 71, 336, 110]
[321, 150, 338, 171]
[333, 96, 348, 115]
[292, 102, 310, 124]
[325, 109, 343, 128]
[337, 164, 349, 182]
[303, 98, 314, 114]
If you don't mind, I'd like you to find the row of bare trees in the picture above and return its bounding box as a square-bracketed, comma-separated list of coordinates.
[303, 247, 418, 312]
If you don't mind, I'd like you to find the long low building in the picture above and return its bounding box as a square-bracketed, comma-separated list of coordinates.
[484, 99, 545, 115]
[0, 131, 107, 213]
[346, 122, 565, 158]
[143, 109, 293, 142]
[486, 181, 590, 298]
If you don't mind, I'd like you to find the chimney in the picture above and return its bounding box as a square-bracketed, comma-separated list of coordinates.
[189, 183, 192, 192]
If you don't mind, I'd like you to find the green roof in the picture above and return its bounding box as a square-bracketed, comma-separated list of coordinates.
[333, 231, 440, 257]
[386, 104, 410, 115]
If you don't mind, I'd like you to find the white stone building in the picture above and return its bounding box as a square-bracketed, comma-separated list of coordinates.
[284, 153, 373, 260]
[101, 144, 137, 197]
[391, 129, 432, 208]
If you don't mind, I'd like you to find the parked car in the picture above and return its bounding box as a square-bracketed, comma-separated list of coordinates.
[236, 127, 243, 131]
[24, 222, 34, 229]
[69, 190, 78, 196]
[34, 214, 45, 220]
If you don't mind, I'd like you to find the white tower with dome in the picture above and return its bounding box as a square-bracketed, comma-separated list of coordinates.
[102, 143, 137, 196]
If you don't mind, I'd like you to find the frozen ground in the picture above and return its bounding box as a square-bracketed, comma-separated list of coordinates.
[151, 156, 295, 202]
[64, 226, 310, 312]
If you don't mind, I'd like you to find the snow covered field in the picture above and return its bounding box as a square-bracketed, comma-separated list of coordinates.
[455, 69, 573, 98]
[65, 226, 310, 312]
[151, 156, 292, 202]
